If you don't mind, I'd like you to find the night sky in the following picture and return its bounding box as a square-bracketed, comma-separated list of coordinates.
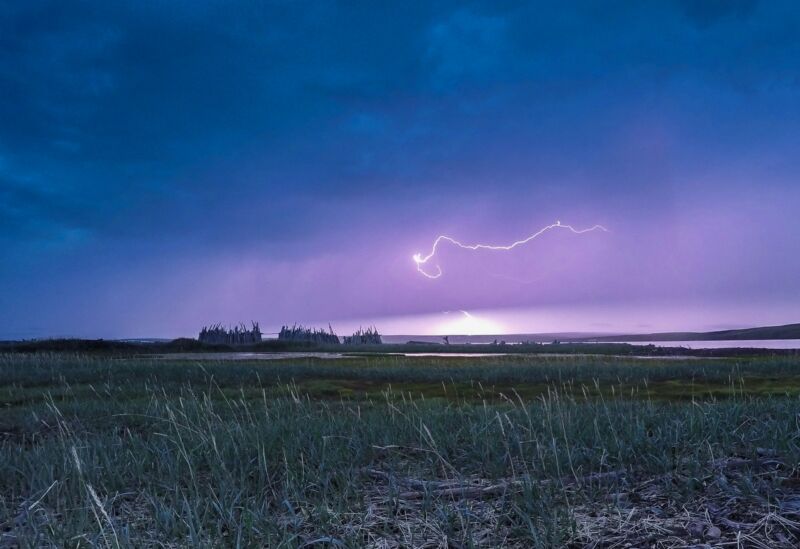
[2, 1, 799, 339]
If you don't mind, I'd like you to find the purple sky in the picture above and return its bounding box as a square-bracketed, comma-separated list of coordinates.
[2, 1, 800, 338]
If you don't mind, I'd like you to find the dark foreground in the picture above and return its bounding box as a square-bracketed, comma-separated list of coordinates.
[2, 353, 800, 547]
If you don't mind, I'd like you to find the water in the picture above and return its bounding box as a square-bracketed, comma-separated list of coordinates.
[155, 352, 510, 360]
[370, 352, 508, 357]
[599, 339, 800, 349]
[153, 352, 348, 361]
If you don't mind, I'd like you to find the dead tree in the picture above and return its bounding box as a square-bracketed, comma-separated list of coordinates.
[198, 322, 262, 345]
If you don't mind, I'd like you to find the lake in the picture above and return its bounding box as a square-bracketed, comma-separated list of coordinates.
[599, 339, 800, 349]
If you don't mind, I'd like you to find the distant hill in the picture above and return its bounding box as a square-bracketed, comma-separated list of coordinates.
[574, 322, 800, 342]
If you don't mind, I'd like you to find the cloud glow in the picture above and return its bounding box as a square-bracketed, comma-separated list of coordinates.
[435, 310, 505, 336]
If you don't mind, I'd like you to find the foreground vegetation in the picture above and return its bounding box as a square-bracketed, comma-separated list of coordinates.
[2, 353, 800, 547]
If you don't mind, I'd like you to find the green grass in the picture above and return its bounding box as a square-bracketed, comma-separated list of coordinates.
[2, 353, 800, 547]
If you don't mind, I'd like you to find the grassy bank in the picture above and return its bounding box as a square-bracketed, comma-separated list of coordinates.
[3, 337, 799, 358]
[2, 353, 800, 547]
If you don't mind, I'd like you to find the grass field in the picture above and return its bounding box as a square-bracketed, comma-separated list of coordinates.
[2, 352, 800, 547]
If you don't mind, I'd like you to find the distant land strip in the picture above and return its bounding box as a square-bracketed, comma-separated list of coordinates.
[571, 322, 800, 342]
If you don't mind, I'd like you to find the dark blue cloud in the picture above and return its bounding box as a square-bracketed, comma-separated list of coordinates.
[678, 0, 758, 27]
[2, 0, 800, 336]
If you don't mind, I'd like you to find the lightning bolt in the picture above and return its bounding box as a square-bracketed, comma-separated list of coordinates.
[413, 220, 608, 279]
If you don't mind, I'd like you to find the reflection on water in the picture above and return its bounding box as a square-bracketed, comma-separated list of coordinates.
[600, 339, 800, 349]
[374, 353, 509, 357]
[153, 352, 345, 360]
[155, 352, 509, 360]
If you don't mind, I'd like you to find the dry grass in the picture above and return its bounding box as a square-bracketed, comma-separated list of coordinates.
[2, 353, 800, 547]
